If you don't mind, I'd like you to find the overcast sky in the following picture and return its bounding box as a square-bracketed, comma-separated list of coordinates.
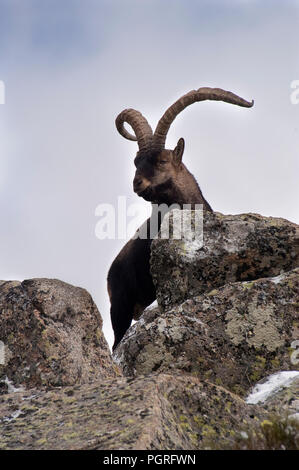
[0, 0, 298, 349]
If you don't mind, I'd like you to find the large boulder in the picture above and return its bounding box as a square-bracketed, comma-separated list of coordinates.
[0, 211, 298, 451]
[0, 279, 120, 393]
[151, 211, 299, 310]
[0, 373, 267, 450]
[114, 268, 299, 396]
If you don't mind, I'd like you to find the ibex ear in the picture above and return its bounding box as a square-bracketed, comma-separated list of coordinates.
[173, 138, 185, 165]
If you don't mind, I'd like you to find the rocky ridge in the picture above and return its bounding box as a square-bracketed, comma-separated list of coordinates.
[0, 211, 298, 450]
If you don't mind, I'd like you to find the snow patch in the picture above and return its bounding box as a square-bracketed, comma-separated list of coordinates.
[3, 409, 23, 423]
[246, 371, 299, 404]
[270, 273, 287, 285]
[1, 376, 24, 393]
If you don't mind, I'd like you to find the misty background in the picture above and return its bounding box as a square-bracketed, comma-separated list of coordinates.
[0, 0, 298, 349]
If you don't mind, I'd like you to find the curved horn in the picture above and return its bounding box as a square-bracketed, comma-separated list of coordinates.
[115, 108, 153, 152]
[153, 87, 254, 150]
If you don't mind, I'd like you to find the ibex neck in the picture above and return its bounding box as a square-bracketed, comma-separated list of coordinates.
[155, 164, 212, 211]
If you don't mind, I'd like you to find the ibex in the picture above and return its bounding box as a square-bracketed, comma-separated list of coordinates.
[108, 88, 253, 350]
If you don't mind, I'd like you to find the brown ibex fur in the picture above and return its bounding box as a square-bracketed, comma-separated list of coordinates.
[108, 88, 253, 350]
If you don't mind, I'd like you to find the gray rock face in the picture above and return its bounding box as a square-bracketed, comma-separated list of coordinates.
[0, 279, 120, 393]
[0, 211, 298, 450]
[115, 268, 299, 395]
[151, 211, 299, 310]
[0, 373, 266, 450]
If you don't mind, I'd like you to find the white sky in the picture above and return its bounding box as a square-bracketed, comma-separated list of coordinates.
[0, 0, 298, 348]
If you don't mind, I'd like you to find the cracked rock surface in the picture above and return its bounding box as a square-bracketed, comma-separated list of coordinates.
[0, 211, 298, 450]
[115, 268, 299, 396]
[151, 211, 299, 310]
[0, 278, 120, 393]
[0, 373, 266, 450]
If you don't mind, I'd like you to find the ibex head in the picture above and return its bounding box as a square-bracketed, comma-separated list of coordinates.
[116, 88, 253, 203]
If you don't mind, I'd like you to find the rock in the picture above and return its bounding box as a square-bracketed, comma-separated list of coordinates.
[114, 268, 299, 396]
[0, 373, 267, 450]
[0, 279, 120, 393]
[1, 211, 298, 450]
[151, 211, 299, 310]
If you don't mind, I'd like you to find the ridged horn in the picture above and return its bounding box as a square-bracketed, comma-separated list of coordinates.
[153, 87, 254, 150]
[115, 108, 153, 152]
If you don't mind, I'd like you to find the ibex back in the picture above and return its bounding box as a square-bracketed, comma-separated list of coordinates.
[108, 87, 254, 351]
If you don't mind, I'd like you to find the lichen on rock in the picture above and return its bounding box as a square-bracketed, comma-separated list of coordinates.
[0, 211, 298, 450]
[151, 211, 299, 310]
[115, 268, 299, 395]
[0, 373, 267, 450]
